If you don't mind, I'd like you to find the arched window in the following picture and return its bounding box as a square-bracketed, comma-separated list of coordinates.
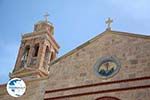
[21, 45, 30, 67]
[95, 96, 120, 100]
[33, 43, 39, 57]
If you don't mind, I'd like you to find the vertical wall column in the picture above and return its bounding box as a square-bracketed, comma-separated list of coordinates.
[14, 41, 25, 71]
[38, 40, 47, 70]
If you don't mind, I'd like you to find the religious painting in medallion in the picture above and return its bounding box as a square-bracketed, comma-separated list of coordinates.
[94, 56, 121, 78]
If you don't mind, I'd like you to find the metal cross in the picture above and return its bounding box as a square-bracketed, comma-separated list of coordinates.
[105, 17, 113, 30]
[44, 12, 49, 22]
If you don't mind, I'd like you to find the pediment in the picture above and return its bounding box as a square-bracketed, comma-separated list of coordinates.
[50, 30, 150, 66]
[46, 29, 150, 90]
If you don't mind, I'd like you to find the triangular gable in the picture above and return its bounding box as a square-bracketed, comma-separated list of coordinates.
[49, 30, 150, 66]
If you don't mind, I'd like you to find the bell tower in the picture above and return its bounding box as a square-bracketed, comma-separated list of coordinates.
[10, 14, 60, 80]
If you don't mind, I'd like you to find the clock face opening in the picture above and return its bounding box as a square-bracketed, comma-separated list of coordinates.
[94, 56, 121, 78]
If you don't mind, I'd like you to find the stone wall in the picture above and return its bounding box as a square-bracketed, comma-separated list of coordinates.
[45, 30, 150, 100]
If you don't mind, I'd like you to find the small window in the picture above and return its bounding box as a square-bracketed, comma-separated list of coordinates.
[33, 43, 39, 57]
[21, 45, 30, 67]
[24, 45, 30, 57]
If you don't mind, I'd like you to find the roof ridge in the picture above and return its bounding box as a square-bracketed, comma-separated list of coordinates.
[49, 30, 150, 66]
[111, 30, 150, 38]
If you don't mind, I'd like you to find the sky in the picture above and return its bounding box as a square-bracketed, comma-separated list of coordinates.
[0, 0, 150, 84]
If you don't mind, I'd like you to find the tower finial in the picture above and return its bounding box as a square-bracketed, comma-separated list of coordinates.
[105, 17, 113, 30]
[44, 12, 49, 22]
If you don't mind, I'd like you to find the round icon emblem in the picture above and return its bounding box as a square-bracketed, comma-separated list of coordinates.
[6, 78, 26, 97]
[94, 56, 121, 78]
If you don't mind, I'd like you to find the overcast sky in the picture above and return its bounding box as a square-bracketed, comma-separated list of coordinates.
[0, 0, 150, 84]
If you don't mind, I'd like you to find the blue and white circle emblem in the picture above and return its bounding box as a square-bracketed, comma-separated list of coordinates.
[6, 78, 26, 97]
[94, 56, 121, 78]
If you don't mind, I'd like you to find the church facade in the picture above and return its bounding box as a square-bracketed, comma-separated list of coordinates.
[0, 18, 150, 100]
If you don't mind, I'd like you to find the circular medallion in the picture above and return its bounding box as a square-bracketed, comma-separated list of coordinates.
[6, 78, 26, 97]
[94, 56, 121, 78]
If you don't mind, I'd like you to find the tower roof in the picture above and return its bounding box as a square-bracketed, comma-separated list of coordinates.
[35, 20, 53, 26]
